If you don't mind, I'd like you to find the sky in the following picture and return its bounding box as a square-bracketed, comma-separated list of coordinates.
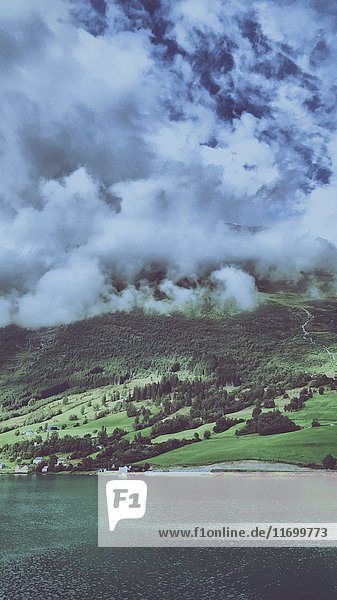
[1, 0, 337, 327]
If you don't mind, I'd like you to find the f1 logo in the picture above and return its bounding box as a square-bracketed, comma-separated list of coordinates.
[106, 480, 147, 531]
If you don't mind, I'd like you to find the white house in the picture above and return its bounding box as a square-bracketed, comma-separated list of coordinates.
[118, 466, 130, 475]
[33, 457, 44, 465]
[41, 466, 48, 474]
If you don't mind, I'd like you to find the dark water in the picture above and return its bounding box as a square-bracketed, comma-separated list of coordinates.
[1, 475, 336, 599]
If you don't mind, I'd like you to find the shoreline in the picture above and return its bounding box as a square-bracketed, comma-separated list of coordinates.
[1, 459, 333, 475]
[154, 460, 311, 473]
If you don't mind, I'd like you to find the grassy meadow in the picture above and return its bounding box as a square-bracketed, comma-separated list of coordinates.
[146, 391, 337, 467]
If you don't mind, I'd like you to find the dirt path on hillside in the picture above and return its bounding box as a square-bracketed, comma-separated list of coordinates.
[299, 306, 336, 362]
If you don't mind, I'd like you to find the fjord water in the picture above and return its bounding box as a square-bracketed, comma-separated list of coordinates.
[1, 475, 337, 599]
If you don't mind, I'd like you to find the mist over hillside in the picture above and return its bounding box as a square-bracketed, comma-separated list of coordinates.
[1, 0, 337, 327]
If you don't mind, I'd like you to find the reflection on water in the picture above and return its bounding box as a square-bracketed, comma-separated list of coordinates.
[1, 475, 337, 599]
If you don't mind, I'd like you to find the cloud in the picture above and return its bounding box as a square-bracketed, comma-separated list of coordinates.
[16, 257, 107, 328]
[0, 0, 337, 327]
[211, 267, 258, 310]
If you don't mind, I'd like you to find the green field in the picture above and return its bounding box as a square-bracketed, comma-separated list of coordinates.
[146, 391, 337, 467]
[146, 426, 337, 467]
[0, 376, 156, 445]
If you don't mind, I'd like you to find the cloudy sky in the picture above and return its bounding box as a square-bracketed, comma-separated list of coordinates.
[1, 0, 337, 327]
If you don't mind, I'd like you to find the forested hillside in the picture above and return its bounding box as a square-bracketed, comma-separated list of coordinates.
[1, 299, 336, 413]
[1, 298, 337, 471]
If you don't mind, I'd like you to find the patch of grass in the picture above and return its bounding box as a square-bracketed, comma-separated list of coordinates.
[145, 426, 337, 467]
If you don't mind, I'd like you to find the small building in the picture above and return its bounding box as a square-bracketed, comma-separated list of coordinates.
[47, 425, 59, 432]
[15, 465, 30, 474]
[41, 466, 48, 474]
[0, 463, 6, 469]
[25, 430, 34, 436]
[118, 466, 129, 475]
[33, 457, 44, 465]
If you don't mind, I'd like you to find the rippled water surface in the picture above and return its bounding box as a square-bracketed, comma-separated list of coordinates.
[1, 475, 336, 599]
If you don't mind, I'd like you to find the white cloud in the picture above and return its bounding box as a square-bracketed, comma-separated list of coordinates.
[0, 0, 336, 327]
[16, 257, 107, 328]
[211, 267, 258, 310]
